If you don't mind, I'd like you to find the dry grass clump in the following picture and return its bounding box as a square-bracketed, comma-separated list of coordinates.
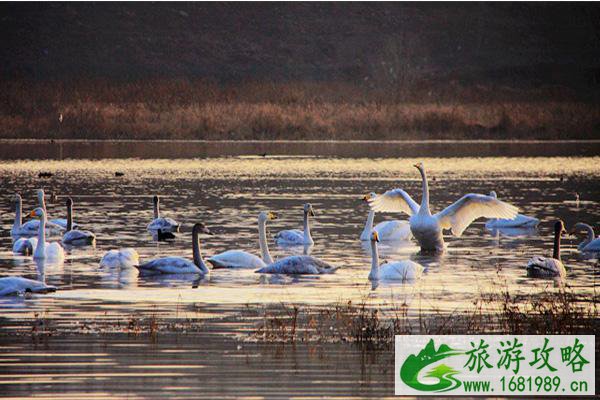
[1, 79, 598, 140]
[252, 287, 598, 349]
[493, 288, 599, 334]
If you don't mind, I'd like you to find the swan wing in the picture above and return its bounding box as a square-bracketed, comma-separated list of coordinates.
[119, 248, 140, 266]
[148, 217, 180, 232]
[275, 229, 304, 244]
[435, 194, 518, 237]
[486, 214, 539, 229]
[526, 256, 566, 278]
[379, 260, 423, 281]
[18, 220, 40, 235]
[50, 219, 79, 230]
[0, 277, 56, 296]
[45, 242, 65, 261]
[374, 220, 412, 241]
[100, 250, 121, 267]
[208, 250, 265, 269]
[137, 257, 199, 275]
[256, 255, 336, 274]
[368, 189, 419, 216]
[582, 238, 600, 252]
[63, 229, 96, 244]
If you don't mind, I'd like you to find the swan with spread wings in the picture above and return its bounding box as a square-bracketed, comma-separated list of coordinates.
[368, 162, 518, 252]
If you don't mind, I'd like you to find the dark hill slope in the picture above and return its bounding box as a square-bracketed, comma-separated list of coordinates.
[1, 2, 599, 90]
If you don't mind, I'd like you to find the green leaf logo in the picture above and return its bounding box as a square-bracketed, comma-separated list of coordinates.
[400, 339, 464, 392]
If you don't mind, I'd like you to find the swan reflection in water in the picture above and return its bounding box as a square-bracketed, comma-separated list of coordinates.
[137, 273, 208, 288]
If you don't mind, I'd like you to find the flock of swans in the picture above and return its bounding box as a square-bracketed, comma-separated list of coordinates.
[1, 162, 598, 296]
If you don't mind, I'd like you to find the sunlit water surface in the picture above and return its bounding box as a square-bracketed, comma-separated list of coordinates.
[0, 156, 598, 398]
[1, 157, 599, 311]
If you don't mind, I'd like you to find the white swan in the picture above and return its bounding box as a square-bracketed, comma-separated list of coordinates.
[369, 162, 518, 252]
[29, 208, 65, 261]
[0, 277, 56, 296]
[207, 211, 277, 269]
[360, 193, 412, 241]
[12, 237, 38, 255]
[147, 195, 180, 233]
[100, 248, 140, 268]
[136, 223, 211, 275]
[11, 194, 62, 237]
[526, 220, 567, 278]
[485, 191, 539, 229]
[368, 231, 423, 282]
[275, 203, 315, 245]
[62, 197, 96, 246]
[572, 222, 600, 253]
[36, 189, 72, 230]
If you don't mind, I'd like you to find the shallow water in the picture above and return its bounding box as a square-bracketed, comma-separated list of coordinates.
[0, 333, 396, 399]
[0, 156, 599, 397]
[1, 157, 598, 311]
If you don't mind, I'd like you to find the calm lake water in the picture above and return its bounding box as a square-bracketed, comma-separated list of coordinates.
[1, 153, 599, 397]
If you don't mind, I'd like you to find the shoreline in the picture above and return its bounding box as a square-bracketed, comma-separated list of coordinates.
[1, 139, 599, 159]
[2, 138, 600, 143]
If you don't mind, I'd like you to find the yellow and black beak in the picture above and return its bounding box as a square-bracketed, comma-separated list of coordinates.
[309, 208, 315, 217]
[29, 210, 36, 217]
[373, 231, 380, 242]
[268, 212, 278, 220]
[362, 193, 372, 202]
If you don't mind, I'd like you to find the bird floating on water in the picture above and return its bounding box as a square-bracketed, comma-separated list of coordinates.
[360, 192, 411, 242]
[526, 220, 567, 279]
[368, 231, 423, 282]
[275, 203, 315, 245]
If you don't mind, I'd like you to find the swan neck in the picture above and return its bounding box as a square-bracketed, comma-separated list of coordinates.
[303, 212, 312, 242]
[153, 199, 159, 219]
[369, 240, 379, 280]
[14, 198, 22, 229]
[38, 192, 46, 212]
[553, 229, 561, 260]
[66, 202, 73, 232]
[363, 211, 375, 238]
[418, 168, 431, 215]
[583, 224, 594, 244]
[35, 215, 46, 258]
[258, 218, 274, 264]
[192, 229, 208, 274]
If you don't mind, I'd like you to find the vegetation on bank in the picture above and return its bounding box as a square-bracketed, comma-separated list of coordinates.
[1, 79, 599, 140]
[8, 285, 596, 350]
[252, 287, 598, 348]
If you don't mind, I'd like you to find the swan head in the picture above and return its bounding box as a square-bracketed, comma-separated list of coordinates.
[29, 207, 46, 219]
[413, 161, 424, 171]
[13, 193, 22, 203]
[362, 192, 377, 203]
[554, 220, 567, 236]
[66, 197, 73, 207]
[304, 203, 315, 216]
[36, 189, 45, 201]
[153, 195, 159, 204]
[259, 211, 277, 222]
[370, 231, 380, 243]
[192, 222, 213, 236]
[489, 191, 497, 199]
